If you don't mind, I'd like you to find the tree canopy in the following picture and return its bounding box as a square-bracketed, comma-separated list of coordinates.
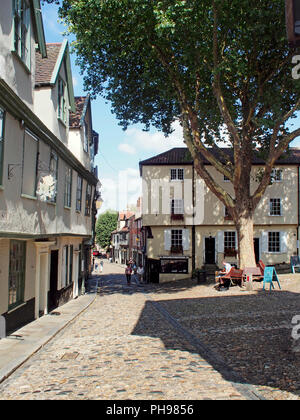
[50, 0, 300, 267]
[95, 210, 118, 250]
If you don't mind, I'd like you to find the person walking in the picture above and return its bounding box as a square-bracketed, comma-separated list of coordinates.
[100, 260, 104, 273]
[132, 261, 139, 284]
[137, 264, 144, 284]
[125, 263, 132, 285]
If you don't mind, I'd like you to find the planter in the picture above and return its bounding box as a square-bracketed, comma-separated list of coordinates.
[171, 214, 184, 221]
[171, 245, 183, 254]
[224, 248, 237, 257]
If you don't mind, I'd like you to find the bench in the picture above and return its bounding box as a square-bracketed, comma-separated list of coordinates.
[290, 256, 300, 274]
[220, 268, 244, 287]
[243, 266, 264, 282]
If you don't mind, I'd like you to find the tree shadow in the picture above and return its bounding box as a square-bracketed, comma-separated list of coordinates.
[88, 273, 201, 296]
[131, 289, 300, 398]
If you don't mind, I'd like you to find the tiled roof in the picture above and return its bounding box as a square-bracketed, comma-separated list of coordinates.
[35, 43, 62, 86]
[69, 96, 87, 128]
[119, 211, 135, 220]
[139, 147, 300, 173]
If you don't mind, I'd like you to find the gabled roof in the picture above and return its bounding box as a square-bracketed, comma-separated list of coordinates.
[35, 40, 75, 112]
[32, 0, 47, 58]
[69, 96, 90, 128]
[139, 147, 300, 175]
[119, 211, 135, 221]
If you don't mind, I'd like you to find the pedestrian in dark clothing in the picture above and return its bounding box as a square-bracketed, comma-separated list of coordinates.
[125, 264, 132, 285]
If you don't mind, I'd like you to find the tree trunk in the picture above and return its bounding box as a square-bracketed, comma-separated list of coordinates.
[235, 213, 256, 270]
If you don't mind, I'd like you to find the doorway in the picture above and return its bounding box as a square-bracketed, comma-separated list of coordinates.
[205, 237, 215, 264]
[254, 238, 260, 264]
[147, 259, 160, 283]
[49, 250, 58, 312]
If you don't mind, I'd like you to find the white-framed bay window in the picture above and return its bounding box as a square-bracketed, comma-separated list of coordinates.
[13, 0, 31, 69]
[261, 231, 288, 254]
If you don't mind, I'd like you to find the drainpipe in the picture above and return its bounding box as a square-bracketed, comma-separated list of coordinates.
[297, 166, 300, 255]
[192, 161, 196, 271]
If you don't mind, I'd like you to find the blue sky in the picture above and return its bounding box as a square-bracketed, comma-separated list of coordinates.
[41, 4, 300, 213]
[41, 4, 186, 214]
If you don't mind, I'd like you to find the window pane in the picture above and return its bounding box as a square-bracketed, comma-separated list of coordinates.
[76, 176, 83, 211]
[8, 240, 26, 309]
[268, 232, 280, 252]
[160, 259, 188, 273]
[64, 166, 72, 207]
[22, 131, 38, 197]
[0, 108, 4, 185]
[270, 198, 281, 216]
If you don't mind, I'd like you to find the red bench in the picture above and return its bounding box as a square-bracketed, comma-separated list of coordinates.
[220, 268, 244, 287]
[243, 266, 264, 282]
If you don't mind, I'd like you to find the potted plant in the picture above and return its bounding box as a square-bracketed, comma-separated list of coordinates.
[171, 245, 183, 254]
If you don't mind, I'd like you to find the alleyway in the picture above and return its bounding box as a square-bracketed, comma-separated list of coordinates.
[0, 261, 299, 400]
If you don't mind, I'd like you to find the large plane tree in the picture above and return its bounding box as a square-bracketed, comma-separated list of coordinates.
[47, 0, 300, 268]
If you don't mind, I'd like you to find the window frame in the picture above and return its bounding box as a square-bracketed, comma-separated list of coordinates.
[13, 0, 31, 69]
[64, 165, 72, 208]
[268, 231, 281, 253]
[160, 258, 188, 274]
[0, 107, 5, 186]
[48, 150, 58, 203]
[76, 175, 83, 212]
[83, 120, 89, 153]
[171, 199, 184, 215]
[85, 184, 92, 216]
[8, 240, 26, 310]
[57, 77, 67, 123]
[271, 168, 283, 182]
[171, 229, 183, 247]
[22, 129, 39, 198]
[170, 168, 184, 181]
[269, 198, 282, 216]
[224, 231, 236, 252]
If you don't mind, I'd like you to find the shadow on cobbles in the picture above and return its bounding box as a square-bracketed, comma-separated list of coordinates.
[90, 273, 200, 296]
[131, 290, 300, 399]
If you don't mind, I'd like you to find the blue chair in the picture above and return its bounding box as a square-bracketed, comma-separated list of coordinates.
[263, 266, 281, 291]
[290, 256, 300, 274]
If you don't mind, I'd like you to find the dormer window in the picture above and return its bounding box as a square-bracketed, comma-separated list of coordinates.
[83, 120, 89, 152]
[58, 77, 67, 123]
[271, 168, 282, 182]
[13, 0, 31, 69]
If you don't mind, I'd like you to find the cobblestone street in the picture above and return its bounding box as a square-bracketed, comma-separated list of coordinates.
[0, 261, 299, 400]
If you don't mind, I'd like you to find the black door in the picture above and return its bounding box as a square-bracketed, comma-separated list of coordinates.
[148, 259, 160, 283]
[205, 237, 215, 264]
[48, 250, 58, 312]
[254, 238, 260, 264]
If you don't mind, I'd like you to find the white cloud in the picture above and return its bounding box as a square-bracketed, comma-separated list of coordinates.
[118, 143, 136, 155]
[99, 168, 141, 214]
[124, 120, 185, 155]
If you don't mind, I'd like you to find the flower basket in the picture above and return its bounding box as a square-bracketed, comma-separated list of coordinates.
[224, 248, 237, 257]
[171, 245, 183, 254]
[171, 213, 184, 221]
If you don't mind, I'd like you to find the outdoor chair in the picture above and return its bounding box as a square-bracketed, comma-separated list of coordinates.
[290, 256, 300, 274]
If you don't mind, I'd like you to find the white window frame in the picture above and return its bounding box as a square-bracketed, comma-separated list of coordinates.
[268, 231, 281, 253]
[13, 0, 31, 69]
[171, 199, 184, 215]
[271, 168, 283, 182]
[269, 198, 282, 216]
[170, 168, 184, 181]
[58, 77, 67, 123]
[64, 165, 72, 208]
